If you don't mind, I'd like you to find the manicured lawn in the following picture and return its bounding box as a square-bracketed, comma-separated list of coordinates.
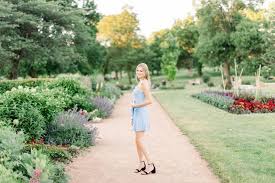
[153, 85, 275, 183]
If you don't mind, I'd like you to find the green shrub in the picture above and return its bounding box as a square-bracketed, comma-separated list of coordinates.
[0, 125, 25, 162]
[70, 94, 94, 112]
[242, 80, 251, 85]
[48, 78, 88, 96]
[0, 125, 26, 182]
[0, 78, 52, 94]
[0, 125, 68, 183]
[202, 74, 210, 83]
[0, 87, 67, 139]
[49, 162, 69, 183]
[0, 164, 19, 183]
[46, 108, 98, 147]
[193, 92, 234, 110]
[24, 144, 74, 163]
[99, 83, 122, 100]
[20, 149, 68, 183]
[9, 103, 45, 140]
[207, 82, 215, 87]
[40, 88, 72, 110]
[261, 66, 272, 79]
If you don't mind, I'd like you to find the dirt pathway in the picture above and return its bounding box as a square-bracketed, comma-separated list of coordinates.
[66, 92, 220, 183]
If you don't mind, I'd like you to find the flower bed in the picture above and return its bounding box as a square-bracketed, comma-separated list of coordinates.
[0, 77, 122, 182]
[193, 91, 275, 114]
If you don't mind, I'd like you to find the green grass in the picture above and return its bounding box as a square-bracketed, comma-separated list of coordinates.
[153, 85, 275, 183]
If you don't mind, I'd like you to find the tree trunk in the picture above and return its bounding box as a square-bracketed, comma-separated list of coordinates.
[127, 71, 132, 84]
[8, 59, 20, 80]
[119, 71, 122, 79]
[223, 61, 232, 89]
[115, 71, 118, 80]
[29, 67, 38, 78]
[197, 62, 203, 76]
[188, 68, 193, 76]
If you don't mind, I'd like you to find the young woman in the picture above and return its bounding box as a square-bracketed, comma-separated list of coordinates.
[130, 63, 156, 175]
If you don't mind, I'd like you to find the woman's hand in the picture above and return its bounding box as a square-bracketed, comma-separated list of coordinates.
[131, 103, 137, 108]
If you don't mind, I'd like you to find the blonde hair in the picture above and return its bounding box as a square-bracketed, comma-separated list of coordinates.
[135, 63, 151, 87]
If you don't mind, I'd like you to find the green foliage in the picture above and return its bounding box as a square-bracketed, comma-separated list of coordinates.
[160, 32, 181, 81]
[261, 66, 272, 79]
[0, 125, 25, 162]
[48, 78, 88, 96]
[0, 92, 46, 140]
[71, 94, 94, 112]
[202, 74, 210, 83]
[47, 78, 95, 111]
[24, 144, 74, 163]
[20, 148, 68, 183]
[0, 164, 19, 183]
[166, 65, 177, 81]
[147, 37, 163, 74]
[195, 0, 266, 88]
[0, 78, 52, 94]
[98, 82, 122, 100]
[0, 125, 25, 182]
[0, 0, 101, 79]
[0, 86, 67, 139]
[171, 17, 200, 73]
[207, 82, 215, 87]
[193, 92, 234, 110]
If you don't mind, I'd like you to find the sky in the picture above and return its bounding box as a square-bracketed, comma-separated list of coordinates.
[93, 0, 194, 38]
[93, 0, 274, 38]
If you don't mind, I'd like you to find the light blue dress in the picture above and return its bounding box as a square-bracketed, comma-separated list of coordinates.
[130, 85, 150, 132]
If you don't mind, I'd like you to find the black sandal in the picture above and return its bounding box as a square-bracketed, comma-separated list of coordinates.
[141, 163, 156, 175]
[134, 161, 146, 173]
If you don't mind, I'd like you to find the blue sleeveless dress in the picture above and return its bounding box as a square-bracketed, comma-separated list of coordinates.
[130, 85, 150, 132]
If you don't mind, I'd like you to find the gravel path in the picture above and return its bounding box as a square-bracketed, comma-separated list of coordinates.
[66, 92, 220, 183]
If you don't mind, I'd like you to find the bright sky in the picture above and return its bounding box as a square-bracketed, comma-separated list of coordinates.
[93, 0, 274, 38]
[93, 0, 194, 38]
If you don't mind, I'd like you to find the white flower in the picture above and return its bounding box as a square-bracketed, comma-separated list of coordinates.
[18, 86, 23, 90]
[13, 119, 19, 125]
[93, 117, 102, 122]
[30, 88, 36, 93]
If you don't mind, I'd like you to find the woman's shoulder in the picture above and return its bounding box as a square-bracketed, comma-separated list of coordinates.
[140, 79, 150, 89]
[140, 79, 148, 84]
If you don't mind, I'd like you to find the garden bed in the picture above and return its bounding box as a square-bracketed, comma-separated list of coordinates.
[0, 77, 122, 182]
[192, 91, 275, 114]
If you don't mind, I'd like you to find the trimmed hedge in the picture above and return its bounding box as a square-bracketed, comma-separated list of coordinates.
[192, 91, 234, 110]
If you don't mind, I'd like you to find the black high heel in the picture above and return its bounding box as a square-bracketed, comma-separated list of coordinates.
[134, 161, 146, 173]
[141, 163, 156, 175]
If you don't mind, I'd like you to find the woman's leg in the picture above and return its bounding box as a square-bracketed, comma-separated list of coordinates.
[135, 131, 151, 164]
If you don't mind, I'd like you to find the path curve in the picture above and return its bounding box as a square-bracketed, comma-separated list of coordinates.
[66, 92, 220, 183]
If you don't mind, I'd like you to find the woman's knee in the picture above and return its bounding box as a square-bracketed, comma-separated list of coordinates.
[136, 133, 143, 142]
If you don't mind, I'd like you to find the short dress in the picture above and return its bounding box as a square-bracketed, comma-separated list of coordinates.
[130, 85, 150, 132]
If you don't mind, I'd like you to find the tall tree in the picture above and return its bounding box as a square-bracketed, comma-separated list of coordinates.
[195, 0, 264, 89]
[147, 30, 168, 76]
[96, 6, 141, 48]
[0, 0, 101, 79]
[160, 32, 181, 82]
[171, 16, 200, 75]
[97, 6, 142, 82]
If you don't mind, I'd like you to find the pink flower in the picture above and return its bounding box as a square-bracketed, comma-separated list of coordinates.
[29, 168, 42, 183]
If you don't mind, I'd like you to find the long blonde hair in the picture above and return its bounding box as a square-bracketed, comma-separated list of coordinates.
[135, 63, 151, 87]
